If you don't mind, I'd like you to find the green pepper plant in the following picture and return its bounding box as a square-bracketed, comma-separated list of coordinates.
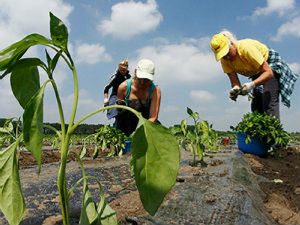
[173, 107, 219, 166]
[231, 111, 290, 147]
[0, 118, 24, 159]
[0, 12, 180, 225]
[80, 125, 129, 158]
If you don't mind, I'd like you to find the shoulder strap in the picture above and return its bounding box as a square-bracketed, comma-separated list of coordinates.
[146, 81, 157, 106]
[125, 78, 132, 101]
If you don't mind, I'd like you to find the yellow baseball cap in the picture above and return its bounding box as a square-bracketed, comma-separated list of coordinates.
[210, 34, 229, 61]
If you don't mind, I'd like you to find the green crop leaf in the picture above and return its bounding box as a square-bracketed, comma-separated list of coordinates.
[191, 112, 199, 119]
[0, 34, 51, 78]
[23, 81, 49, 173]
[0, 119, 13, 134]
[131, 118, 180, 216]
[0, 139, 26, 225]
[95, 197, 118, 225]
[51, 50, 62, 72]
[45, 50, 52, 68]
[181, 118, 187, 136]
[196, 142, 205, 158]
[50, 12, 68, 51]
[187, 107, 193, 116]
[80, 146, 87, 159]
[79, 184, 99, 224]
[79, 181, 118, 225]
[10, 58, 44, 109]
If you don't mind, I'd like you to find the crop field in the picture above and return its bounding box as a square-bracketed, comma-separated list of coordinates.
[0, 12, 299, 225]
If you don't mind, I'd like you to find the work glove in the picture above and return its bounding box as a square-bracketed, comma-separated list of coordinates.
[104, 97, 109, 106]
[241, 81, 255, 95]
[229, 85, 241, 101]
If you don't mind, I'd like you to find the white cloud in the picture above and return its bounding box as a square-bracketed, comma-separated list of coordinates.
[0, 0, 73, 50]
[131, 38, 222, 85]
[98, 0, 163, 39]
[60, 89, 107, 124]
[253, 0, 295, 17]
[0, 78, 23, 118]
[189, 90, 216, 102]
[162, 105, 179, 113]
[271, 17, 300, 41]
[74, 43, 112, 65]
[288, 62, 300, 74]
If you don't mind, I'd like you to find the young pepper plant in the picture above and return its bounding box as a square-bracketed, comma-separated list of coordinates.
[180, 107, 219, 166]
[0, 12, 180, 225]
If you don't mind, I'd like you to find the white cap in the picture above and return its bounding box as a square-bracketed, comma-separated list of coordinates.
[135, 59, 155, 81]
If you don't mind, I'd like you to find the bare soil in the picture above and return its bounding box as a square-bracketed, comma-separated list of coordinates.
[17, 145, 300, 224]
[244, 146, 300, 224]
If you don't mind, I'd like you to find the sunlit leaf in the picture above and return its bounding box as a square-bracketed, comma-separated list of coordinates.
[95, 197, 118, 225]
[79, 184, 98, 224]
[79, 180, 118, 225]
[10, 58, 44, 108]
[23, 81, 49, 173]
[0, 34, 51, 78]
[181, 118, 187, 136]
[0, 139, 26, 225]
[50, 12, 68, 50]
[80, 146, 87, 159]
[131, 118, 180, 215]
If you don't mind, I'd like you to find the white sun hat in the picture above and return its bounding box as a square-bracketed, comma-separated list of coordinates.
[135, 59, 155, 81]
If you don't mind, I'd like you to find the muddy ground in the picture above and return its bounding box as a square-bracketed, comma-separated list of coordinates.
[3, 144, 300, 224]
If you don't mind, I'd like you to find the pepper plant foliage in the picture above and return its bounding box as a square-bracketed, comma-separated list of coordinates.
[81, 125, 129, 158]
[231, 111, 289, 146]
[171, 107, 219, 166]
[0, 13, 180, 225]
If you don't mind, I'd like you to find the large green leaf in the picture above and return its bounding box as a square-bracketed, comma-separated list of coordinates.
[23, 81, 49, 173]
[50, 12, 68, 50]
[0, 34, 51, 77]
[0, 139, 26, 225]
[131, 119, 180, 216]
[10, 58, 44, 109]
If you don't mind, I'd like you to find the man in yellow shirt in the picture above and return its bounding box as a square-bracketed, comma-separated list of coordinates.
[210, 30, 298, 120]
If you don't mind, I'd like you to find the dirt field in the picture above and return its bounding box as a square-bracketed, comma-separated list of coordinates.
[244, 146, 300, 224]
[16, 145, 300, 224]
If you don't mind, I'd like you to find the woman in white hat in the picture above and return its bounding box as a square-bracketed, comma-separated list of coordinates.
[116, 58, 161, 136]
[210, 30, 298, 120]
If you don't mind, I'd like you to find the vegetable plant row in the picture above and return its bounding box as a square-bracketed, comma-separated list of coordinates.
[0, 13, 180, 225]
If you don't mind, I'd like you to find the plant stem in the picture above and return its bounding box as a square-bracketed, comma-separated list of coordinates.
[69, 105, 141, 134]
[57, 59, 77, 225]
[49, 79, 66, 139]
[68, 66, 78, 130]
[57, 135, 71, 225]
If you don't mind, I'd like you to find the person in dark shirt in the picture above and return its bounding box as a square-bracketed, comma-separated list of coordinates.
[103, 59, 131, 120]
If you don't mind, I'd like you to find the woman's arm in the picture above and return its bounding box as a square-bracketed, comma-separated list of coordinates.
[117, 80, 127, 101]
[227, 72, 241, 87]
[253, 61, 274, 86]
[149, 86, 161, 122]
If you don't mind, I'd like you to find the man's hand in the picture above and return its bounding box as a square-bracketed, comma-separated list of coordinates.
[241, 81, 255, 95]
[104, 97, 109, 106]
[229, 85, 241, 101]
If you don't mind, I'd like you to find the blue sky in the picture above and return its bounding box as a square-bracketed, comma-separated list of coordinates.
[0, 0, 299, 131]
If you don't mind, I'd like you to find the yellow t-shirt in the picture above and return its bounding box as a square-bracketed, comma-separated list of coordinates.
[220, 39, 269, 77]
